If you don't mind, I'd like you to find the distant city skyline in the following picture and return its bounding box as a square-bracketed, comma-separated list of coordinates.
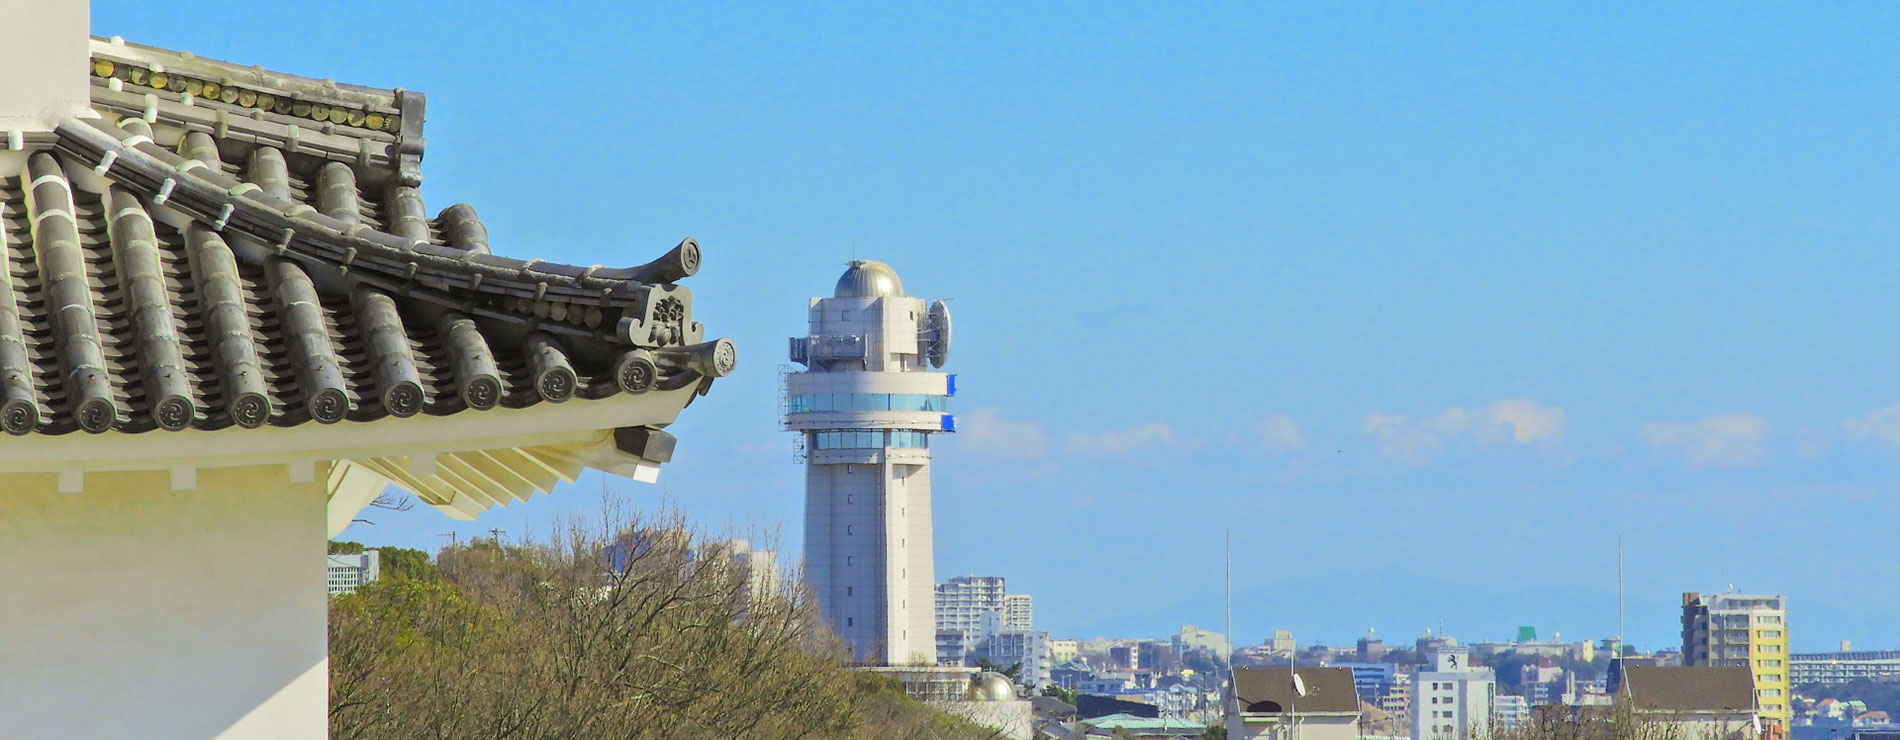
[105, 1, 1900, 653]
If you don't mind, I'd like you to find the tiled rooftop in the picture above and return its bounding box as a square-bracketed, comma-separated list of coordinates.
[0, 40, 732, 436]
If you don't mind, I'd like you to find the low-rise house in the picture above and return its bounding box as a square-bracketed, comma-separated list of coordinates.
[1615, 665, 1758, 740]
[1227, 667, 1363, 740]
[1079, 713, 1210, 738]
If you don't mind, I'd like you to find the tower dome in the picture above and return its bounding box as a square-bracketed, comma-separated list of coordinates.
[834, 260, 905, 298]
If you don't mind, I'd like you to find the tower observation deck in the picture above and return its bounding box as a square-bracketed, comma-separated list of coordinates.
[786, 260, 953, 665]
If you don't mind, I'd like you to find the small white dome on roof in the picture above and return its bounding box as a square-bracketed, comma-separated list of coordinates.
[967, 672, 1015, 702]
[834, 260, 904, 298]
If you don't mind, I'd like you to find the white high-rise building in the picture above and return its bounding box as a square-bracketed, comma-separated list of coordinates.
[938, 576, 1008, 633]
[1681, 592, 1789, 728]
[786, 260, 954, 665]
[1411, 647, 1496, 740]
[1002, 594, 1033, 630]
[326, 550, 380, 595]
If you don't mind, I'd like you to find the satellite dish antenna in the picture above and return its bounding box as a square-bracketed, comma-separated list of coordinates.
[1752, 715, 1763, 737]
[1292, 673, 1308, 697]
[924, 300, 952, 368]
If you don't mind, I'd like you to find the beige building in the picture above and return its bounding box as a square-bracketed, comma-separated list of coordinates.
[1682, 592, 1790, 728]
[1615, 665, 1758, 740]
[1227, 667, 1363, 740]
[1051, 639, 1080, 663]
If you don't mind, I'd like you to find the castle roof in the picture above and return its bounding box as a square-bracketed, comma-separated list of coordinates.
[0, 36, 732, 520]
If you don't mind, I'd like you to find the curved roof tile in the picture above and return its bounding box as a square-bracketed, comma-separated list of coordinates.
[0, 54, 735, 435]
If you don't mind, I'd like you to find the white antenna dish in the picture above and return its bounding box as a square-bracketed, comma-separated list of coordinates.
[1752, 715, 1762, 736]
[1293, 673, 1308, 697]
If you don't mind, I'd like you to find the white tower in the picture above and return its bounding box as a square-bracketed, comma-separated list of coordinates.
[786, 260, 953, 665]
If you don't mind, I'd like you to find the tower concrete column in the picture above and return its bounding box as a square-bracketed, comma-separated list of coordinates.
[786, 260, 953, 665]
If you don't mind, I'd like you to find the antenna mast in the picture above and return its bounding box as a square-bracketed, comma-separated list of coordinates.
[1618, 536, 1625, 651]
[1225, 529, 1233, 675]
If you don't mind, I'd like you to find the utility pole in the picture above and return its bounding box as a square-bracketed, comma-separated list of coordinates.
[437, 532, 457, 549]
[1226, 529, 1236, 734]
[489, 528, 506, 543]
[1225, 528, 1233, 673]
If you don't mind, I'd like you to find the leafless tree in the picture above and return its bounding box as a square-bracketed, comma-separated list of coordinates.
[331, 486, 999, 739]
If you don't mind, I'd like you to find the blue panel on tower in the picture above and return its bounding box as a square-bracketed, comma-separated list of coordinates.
[946, 374, 957, 397]
[940, 414, 956, 432]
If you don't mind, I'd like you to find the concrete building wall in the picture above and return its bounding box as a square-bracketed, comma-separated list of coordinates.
[936, 700, 1034, 740]
[0, 465, 329, 739]
[1642, 713, 1753, 740]
[889, 461, 936, 665]
[1412, 652, 1497, 740]
[1229, 714, 1360, 740]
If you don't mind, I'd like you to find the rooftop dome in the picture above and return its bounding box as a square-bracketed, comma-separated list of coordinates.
[834, 260, 905, 298]
[967, 672, 1016, 702]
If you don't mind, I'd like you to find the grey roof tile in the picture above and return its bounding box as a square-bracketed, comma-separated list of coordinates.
[1619, 666, 1757, 714]
[1233, 667, 1361, 714]
[0, 58, 734, 435]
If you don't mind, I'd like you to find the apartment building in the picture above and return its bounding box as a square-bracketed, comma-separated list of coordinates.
[1681, 592, 1790, 728]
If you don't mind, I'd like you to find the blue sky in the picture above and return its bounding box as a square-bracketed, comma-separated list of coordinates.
[100, 2, 1900, 652]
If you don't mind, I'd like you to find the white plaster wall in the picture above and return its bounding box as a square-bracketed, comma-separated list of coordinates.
[0, 466, 328, 739]
[0, 0, 91, 131]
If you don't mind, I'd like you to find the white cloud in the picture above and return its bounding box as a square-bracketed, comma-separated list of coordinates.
[1065, 423, 1177, 456]
[955, 406, 1046, 460]
[1844, 403, 1900, 446]
[1642, 413, 1769, 467]
[1363, 412, 1447, 463]
[1481, 398, 1567, 445]
[1362, 399, 1565, 462]
[1256, 413, 1308, 454]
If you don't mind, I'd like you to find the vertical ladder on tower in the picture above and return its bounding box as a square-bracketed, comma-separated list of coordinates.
[778, 364, 806, 463]
[776, 364, 792, 428]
